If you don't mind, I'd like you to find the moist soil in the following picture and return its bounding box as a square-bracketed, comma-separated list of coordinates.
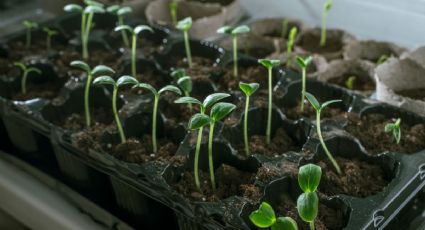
[57, 107, 114, 131]
[396, 88, 425, 101]
[164, 56, 219, 79]
[161, 93, 197, 127]
[328, 74, 375, 91]
[282, 101, 346, 121]
[345, 113, 425, 154]
[217, 65, 270, 93]
[10, 80, 63, 101]
[224, 96, 267, 126]
[298, 33, 342, 54]
[317, 157, 390, 197]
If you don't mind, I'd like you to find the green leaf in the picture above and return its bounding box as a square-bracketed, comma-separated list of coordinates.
[14, 62, 27, 71]
[249, 202, 276, 228]
[176, 17, 192, 31]
[239, 82, 259, 97]
[170, 68, 186, 79]
[296, 56, 313, 68]
[232, 25, 250, 34]
[64, 4, 83, 13]
[288, 27, 298, 41]
[188, 113, 210, 130]
[84, 5, 105, 14]
[345, 76, 356, 90]
[158, 85, 182, 95]
[175, 96, 202, 105]
[93, 76, 116, 86]
[297, 192, 319, 223]
[210, 102, 236, 122]
[216, 26, 233, 34]
[43, 27, 58, 36]
[106, 5, 120, 13]
[258, 59, 280, 69]
[272, 217, 298, 230]
[92, 65, 115, 75]
[385, 118, 401, 144]
[305, 92, 321, 111]
[321, 99, 342, 110]
[177, 76, 193, 93]
[203, 93, 230, 109]
[298, 164, 322, 193]
[134, 25, 154, 35]
[117, 75, 138, 87]
[115, 25, 133, 33]
[117, 6, 132, 16]
[27, 67, 42, 75]
[376, 54, 389, 65]
[384, 123, 395, 133]
[22, 20, 38, 29]
[133, 83, 157, 95]
[324, 0, 333, 12]
[84, 0, 104, 7]
[70, 60, 91, 72]
[169, 1, 177, 11]
[393, 126, 401, 144]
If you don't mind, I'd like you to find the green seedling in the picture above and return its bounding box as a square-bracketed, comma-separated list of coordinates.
[14, 62, 42, 95]
[107, 5, 132, 47]
[93, 75, 138, 143]
[169, 0, 178, 26]
[296, 56, 313, 112]
[42, 27, 58, 51]
[133, 83, 181, 153]
[376, 54, 389, 65]
[250, 202, 298, 230]
[320, 0, 333, 47]
[22, 20, 38, 48]
[239, 82, 259, 156]
[258, 59, 281, 145]
[286, 27, 298, 68]
[176, 17, 193, 68]
[281, 19, 289, 38]
[115, 25, 153, 77]
[70, 61, 115, 128]
[305, 92, 342, 175]
[175, 93, 230, 191]
[217, 25, 250, 79]
[385, 118, 401, 144]
[64, 1, 105, 59]
[297, 163, 322, 230]
[345, 76, 356, 90]
[171, 69, 193, 112]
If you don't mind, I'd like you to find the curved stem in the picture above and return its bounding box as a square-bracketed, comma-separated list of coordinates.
[300, 68, 306, 112]
[266, 67, 272, 145]
[316, 111, 341, 174]
[113, 87, 126, 143]
[194, 126, 203, 191]
[184, 31, 192, 68]
[21, 71, 28, 95]
[232, 35, 238, 79]
[152, 96, 159, 153]
[118, 16, 130, 47]
[84, 73, 92, 128]
[208, 122, 216, 192]
[131, 34, 137, 77]
[310, 221, 315, 230]
[244, 95, 250, 156]
[320, 13, 327, 47]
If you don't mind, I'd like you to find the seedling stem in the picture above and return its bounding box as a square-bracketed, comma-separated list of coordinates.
[14, 62, 42, 95]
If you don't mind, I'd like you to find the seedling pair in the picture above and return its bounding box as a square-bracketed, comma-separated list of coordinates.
[217, 25, 250, 79]
[14, 62, 42, 95]
[22, 20, 38, 48]
[249, 202, 298, 230]
[171, 69, 193, 112]
[176, 17, 193, 68]
[107, 5, 132, 47]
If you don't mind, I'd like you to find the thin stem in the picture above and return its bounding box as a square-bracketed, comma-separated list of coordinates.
[83, 13, 93, 59]
[232, 34, 238, 79]
[185, 91, 192, 112]
[286, 41, 292, 68]
[244, 95, 250, 156]
[81, 13, 87, 59]
[152, 96, 159, 153]
[194, 126, 203, 191]
[84, 73, 93, 128]
[46, 35, 51, 51]
[26, 29, 31, 49]
[300, 68, 306, 112]
[183, 31, 192, 68]
[266, 67, 272, 145]
[316, 111, 341, 174]
[208, 122, 216, 192]
[170, 2, 177, 26]
[310, 221, 315, 230]
[118, 16, 130, 47]
[320, 13, 327, 47]
[131, 34, 137, 77]
[21, 71, 28, 94]
[113, 86, 126, 143]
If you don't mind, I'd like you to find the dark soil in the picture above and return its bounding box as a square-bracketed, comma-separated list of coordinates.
[73, 122, 111, 152]
[298, 32, 342, 54]
[165, 56, 219, 79]
[396, 88, 425, 101]
[256, 161, 299, 184]
[217, 65, 270, 93]
[345, 113, 425, 154]
[282, 101, 346, 121]
[11, 80, 63, 101]
[328, 74, 375, 91]
[57, 107, 114, 131]
[317, 157, 390, 197]
[161, 93, 197, 127]
[224, 96, 267, 126]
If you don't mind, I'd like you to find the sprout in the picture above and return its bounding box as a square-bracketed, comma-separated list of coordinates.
[286, 27, 298, 68]
[239, 82, 259, 156]
[175, 93, 230, 191]
[22, 20, 38, 48]
[169, 0, 178, 26]
[258, 59, 280, 145]
[42, 27, 58, 51]
[93, 75, 138, 143]
[296, 56, 313, 112]
[305, 92, 342, 175]
[345, 76, 356, 90]
[320, 0, 333, 47]
[64, 1, 105, 59]
[385, 118, 401, 144]
[376, 54, 389, 65]
[249, 202, 298, 230]
[14, 62, 42, 95]
[133, 83, 181, 153]
[217, 25, 250, 79]
[115, 25, 154, 77]
[70, 61, 115, 128]
[176, 17, 193, 68]
[107, 5, 132, 47]
[297, 163, 322, 230]
[281, 19, 289, 38]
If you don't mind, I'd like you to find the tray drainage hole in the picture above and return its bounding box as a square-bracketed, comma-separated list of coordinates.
[373, 210, 385, 228]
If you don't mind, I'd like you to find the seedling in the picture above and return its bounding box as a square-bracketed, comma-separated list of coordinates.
[22, 20, 38, 48]
[281, 19, 289, 38]
[176, 17, 193, 68]
[42, 27, 58, 51]
[64, 1, 105, 59]
[376, 54, 389, 65]
[115, 25, 154, 77]
[133, 83, 181, 153]
[345, 76, 356, 90]
[175, 93, 230, 191]
[296, 56, 313, 112]
[169, 0, 178, 26]
[305, 92, 342, 175]
[258, 59, 281, 145]
[93, 75, 138, 143]
[385, 118, 401, 144]
[14, 62, 42, 95]
[107, 5, 132, 47]
[217, 25, 250, 79]
[297, 163, 322, 230]
[320, 0, 333, 47]
[171, 69, 194, 112]
[250, 201, 298, 230]
[239, 82, 259, 156]
[70, 60, 115, 128]
[286, 27, 298, 68]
